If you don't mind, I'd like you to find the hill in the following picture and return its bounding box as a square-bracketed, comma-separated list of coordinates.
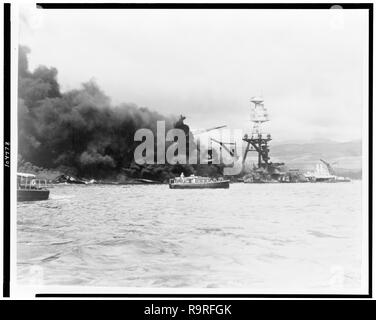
[268, 139, 362, 178]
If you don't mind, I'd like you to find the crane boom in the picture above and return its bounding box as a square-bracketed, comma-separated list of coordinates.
[210, 137, 238, 159]
[320, 159, 335, 175]
[192, 125, 227, 135]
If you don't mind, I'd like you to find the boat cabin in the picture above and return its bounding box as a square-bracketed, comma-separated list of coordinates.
[17, 172, 48, 190]
[169, 173, 225, 185]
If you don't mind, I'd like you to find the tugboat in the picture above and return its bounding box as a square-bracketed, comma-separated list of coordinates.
[169, 173, 230, 189]
[17, 172, 50, 201]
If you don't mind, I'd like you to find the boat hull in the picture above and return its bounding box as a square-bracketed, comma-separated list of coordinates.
[17, 189, 50, 201]
[169, 180, 230, 189]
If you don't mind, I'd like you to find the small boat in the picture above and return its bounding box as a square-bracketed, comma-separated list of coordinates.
[169, 173, 230, 189]
[17, 172, 50, 201]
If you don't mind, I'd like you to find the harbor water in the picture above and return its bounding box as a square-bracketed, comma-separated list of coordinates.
[17, 181, 363, 292]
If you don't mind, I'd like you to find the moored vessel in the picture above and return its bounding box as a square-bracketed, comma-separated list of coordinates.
[304, 161, 351, 183]
[169, 173, 230, 189]
[17, 172, 50, 201]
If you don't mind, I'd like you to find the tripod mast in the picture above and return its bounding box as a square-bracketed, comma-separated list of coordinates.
[242, 97, 271, 169]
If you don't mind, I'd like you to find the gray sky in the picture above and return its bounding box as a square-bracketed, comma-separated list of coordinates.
[19, 6, 368, 142]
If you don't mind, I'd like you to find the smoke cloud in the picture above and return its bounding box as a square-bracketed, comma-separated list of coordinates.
[18, 45, 223, 180]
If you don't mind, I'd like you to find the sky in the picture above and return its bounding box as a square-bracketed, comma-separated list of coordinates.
[18, 6, 368, 142]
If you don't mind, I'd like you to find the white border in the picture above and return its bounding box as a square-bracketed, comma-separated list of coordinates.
[6, 1, 372, 298]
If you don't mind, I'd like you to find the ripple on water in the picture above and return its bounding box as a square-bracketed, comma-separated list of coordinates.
[17, 182, 363, 290]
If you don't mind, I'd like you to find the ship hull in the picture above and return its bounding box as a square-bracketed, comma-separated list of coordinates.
[17, 189, 50, 201]
[169, 181, 230, 189]
[314, 178, 334, 182]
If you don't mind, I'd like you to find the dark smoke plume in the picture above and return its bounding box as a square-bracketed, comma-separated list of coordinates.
[18, 45, 223, 180]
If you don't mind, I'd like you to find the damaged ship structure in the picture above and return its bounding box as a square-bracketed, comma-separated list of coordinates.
[205, 96, 351, 184]
[241, 97, 288, 183]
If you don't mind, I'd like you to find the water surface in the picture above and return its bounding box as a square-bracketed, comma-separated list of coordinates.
[17, 181, 363, 292]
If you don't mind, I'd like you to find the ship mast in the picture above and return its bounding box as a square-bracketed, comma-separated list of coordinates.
[242, 97, 271, 169]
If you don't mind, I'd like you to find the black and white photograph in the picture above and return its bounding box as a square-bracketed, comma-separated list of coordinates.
[1, 2, 372, 299]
